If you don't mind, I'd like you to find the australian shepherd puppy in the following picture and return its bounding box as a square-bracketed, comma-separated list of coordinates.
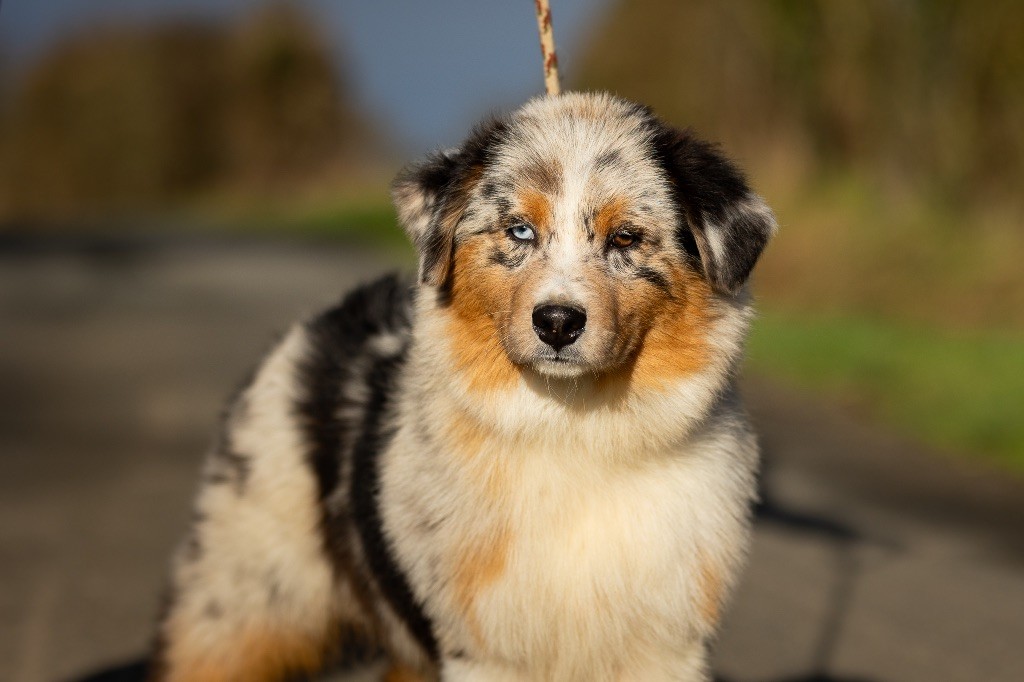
[151, 92, 776, 682]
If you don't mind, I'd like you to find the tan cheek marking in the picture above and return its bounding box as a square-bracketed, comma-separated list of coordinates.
[447, 240, 519, 393]
[632, 265, 716, 388]
[162, 625, 326, 682]
[451, 525, 512, 646]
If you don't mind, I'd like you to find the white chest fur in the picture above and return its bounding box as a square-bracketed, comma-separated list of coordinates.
[379, 376, 757, 680]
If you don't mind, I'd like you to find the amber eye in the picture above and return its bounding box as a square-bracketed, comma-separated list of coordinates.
[609, 231, 638, 248]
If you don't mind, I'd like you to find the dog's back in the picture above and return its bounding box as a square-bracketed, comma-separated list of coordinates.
[152, 275, 418, 680]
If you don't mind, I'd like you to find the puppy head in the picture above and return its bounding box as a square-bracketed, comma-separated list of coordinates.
[392, 93, 776, 383]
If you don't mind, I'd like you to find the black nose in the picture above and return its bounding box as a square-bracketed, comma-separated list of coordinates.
[532, 304, 587, 350]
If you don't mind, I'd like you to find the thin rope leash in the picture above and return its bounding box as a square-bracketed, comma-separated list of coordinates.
[534, 0, 560, 96]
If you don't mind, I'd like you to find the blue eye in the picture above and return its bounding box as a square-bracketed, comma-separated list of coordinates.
[508, 223, 537, 242]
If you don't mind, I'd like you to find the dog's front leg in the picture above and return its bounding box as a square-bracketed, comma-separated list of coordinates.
[439, 646, 710, 682]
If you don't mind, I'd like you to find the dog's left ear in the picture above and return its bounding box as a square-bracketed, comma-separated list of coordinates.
[651, 125, 777, 296]
[391, 118, 507, 286]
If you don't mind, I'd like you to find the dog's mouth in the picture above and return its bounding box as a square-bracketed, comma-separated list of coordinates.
[498, 322, 620, 379]
[530, 348, 590, 378]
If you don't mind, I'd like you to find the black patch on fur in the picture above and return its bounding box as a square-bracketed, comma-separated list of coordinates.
[202, 471, 230, 487]
[582, 211, 595, 241]
[203, 386, 254, 493]
[488, 248, 526, 269]
[206, 444, 250, 493]
[646, 118, 773, 294]
[419, 187, 457, 284]
[494, 196, 513, 223]
[594, 148, 622, 170]
[675, 224, 701, 264]
[297, 274, 413, 560]
[147, 586, 178, 681]
[349, 353, 440, 660]
[295, 275, 438, 659]
[626, 101, 656, 120]
[180, 510, 206, 563]
[395, 117, 510, 287]
[324, 627, 385, 673]
[634, 265, 671, 293]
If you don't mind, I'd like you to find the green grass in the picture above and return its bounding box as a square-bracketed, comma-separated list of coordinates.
[216, 197, 413, 251]
[748, 310, 1024, 471]
[282, 201, 410, 248]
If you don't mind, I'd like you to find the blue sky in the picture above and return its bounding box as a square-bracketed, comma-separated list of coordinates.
[0, 0, 612, 153]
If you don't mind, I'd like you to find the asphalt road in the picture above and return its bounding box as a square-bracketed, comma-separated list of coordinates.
[2, 236, 1022, 682]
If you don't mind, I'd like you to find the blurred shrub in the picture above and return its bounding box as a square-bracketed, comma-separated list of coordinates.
[0, 24, 225, 216]
[0, 3, 368, 220]
[575, 0, 1024, 205]
[225, 4, 357, 187]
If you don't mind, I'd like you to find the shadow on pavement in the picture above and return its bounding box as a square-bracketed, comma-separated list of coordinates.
[744, 465, 889, 682]
[66, 660, 149, 682]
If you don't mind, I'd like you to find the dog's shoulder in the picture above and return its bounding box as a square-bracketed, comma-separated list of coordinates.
[206, 273, 416, 502]
[290, 271, 416, 499]
[302, 272, 416, 362]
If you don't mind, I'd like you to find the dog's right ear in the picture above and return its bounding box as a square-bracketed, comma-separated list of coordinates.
[391, 118, 507, 287]
[391, 150, 462, 286]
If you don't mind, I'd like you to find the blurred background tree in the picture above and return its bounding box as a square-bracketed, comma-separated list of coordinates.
[0, 2, 375, 221]
[224, 3, 364, 189]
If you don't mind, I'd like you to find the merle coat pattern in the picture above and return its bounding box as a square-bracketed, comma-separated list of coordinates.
[152, 92, 776, 682]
